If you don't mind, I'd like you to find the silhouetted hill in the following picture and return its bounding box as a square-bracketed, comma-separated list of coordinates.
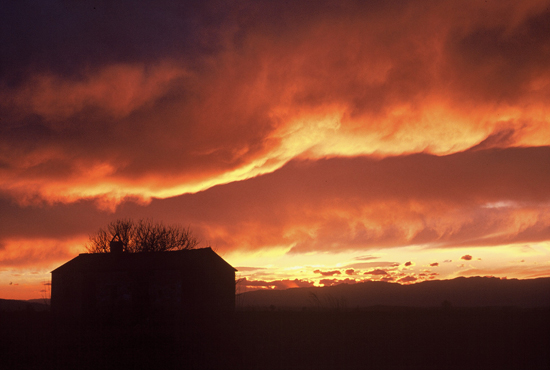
[0, 298, 50, 312]
[237, 276, 550, 309]
[27, 298, 50, 306]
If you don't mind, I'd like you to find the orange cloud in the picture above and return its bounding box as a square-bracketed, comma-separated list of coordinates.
[4, 63, 185, 120]
[459, 264, 550, 280]
[398, 276, 418, 284]
[236, 277, 314, 293]
[0, 238, 84, 268]
[3, 147, 548, 258]
[1, 1, 550, 206]
[1, 1, 550, 298]
[364, 269, 389, 276]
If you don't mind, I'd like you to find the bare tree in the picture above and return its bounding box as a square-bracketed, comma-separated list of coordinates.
[86, 219, 200, 253]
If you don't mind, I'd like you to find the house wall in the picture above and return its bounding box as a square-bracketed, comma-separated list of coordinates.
[179, 262, 235, 316]
[76, 269, 186, 324]
[51, 271, 84, 321]
[52, 254, 236, 325]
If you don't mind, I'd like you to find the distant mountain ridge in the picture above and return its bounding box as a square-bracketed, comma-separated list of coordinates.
[237, 276, 550, 309]
[0, 299, 50, 312]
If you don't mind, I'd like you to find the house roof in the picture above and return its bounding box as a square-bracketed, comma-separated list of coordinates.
[51, 247, 237, 274]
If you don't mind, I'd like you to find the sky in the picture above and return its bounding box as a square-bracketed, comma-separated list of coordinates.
[1, 0, 550, 299]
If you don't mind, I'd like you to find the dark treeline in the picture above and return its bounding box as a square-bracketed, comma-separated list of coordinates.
[1, 307, 549, 370]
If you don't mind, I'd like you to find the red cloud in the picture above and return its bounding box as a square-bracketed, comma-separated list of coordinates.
[461, 255, 473, 261]
[314, 270, 342, 277]
[236, 278, 314, 293]
[319, 278, 357, 287]
[404, 261, 413, 267]
[398, 276, 418, 284]
[430, 263, 439, 267]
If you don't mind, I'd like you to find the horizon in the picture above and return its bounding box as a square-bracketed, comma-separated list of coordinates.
[5, 274, 550, 303]
[2, 1, 550, 300]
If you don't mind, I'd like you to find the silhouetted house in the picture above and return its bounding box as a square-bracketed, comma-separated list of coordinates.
[51, 247, 236, 324]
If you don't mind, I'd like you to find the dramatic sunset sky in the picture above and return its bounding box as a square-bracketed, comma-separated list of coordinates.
[2, 0, 550, 299]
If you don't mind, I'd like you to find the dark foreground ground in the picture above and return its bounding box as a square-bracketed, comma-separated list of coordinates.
[1, 307, 549, 370]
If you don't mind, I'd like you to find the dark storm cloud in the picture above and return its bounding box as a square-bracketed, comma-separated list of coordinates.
[0, 0, 228, 84]
[445, 9, 550, 104]
[0, 1, 275, 203]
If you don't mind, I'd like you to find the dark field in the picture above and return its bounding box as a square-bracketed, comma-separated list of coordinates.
[1, 307, 549, 370]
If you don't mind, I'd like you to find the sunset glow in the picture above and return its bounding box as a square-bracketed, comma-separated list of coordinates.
[1, 0, 550, 299]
